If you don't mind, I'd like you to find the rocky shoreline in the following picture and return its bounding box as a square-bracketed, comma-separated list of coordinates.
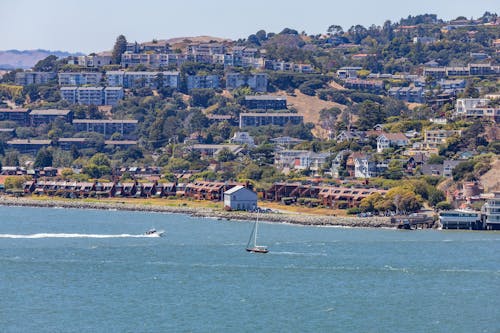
[0, 196, 396, 228]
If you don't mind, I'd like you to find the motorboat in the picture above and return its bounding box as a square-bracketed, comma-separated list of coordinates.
[144, 229, 165, 237]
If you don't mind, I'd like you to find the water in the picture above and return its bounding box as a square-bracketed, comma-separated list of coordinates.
[0, 206, 499, 333]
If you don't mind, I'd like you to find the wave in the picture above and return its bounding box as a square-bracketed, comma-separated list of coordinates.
[0, 233, 162, 239]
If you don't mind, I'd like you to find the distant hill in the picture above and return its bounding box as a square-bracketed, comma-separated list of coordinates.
[0, 49, 84, 70]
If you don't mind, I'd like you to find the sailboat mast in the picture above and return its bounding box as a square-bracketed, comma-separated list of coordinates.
[254, 217, 258, 246]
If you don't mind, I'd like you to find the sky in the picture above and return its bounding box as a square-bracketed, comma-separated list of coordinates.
[0, 0, 497, 54]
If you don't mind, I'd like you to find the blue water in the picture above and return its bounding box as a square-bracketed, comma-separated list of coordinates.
[0, 206, 499, 333]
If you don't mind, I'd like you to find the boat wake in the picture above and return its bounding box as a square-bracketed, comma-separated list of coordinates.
[0, 233, 161, 239]
[271, 251, 327, 256]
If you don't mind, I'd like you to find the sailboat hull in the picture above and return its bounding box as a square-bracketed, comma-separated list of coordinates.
[246, 247, 269, 254]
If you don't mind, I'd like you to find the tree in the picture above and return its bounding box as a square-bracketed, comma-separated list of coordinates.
[327, 25, 344, 36]
[83, 153, 111, 179]
[33, 55, 59, 72]
[428, 188, 446, 207]
[34, 148, 53, 168]
[217, 148, 236, 162]
[111, 35, 128, 65]
[4, 151, 20, 166]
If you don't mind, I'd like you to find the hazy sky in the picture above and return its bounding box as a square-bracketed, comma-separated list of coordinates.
[0, 0, 497, 53]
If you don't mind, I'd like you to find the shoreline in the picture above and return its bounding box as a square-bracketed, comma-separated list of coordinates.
[0, 196, 396, 228]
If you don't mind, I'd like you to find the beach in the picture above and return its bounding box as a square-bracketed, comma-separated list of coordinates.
[0, 195, 396, 228]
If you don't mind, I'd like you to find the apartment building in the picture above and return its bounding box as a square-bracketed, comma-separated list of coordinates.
[60, 87, 123, 106]
[67, 54, 112, 68]
[225, 73, 268, 92]
[186, 75, 220, 91]
[58, 72, 102, 86]
[0, 108, 30, 126]
[423, 129, 462, 149]
[106, 71, 180, 89]
[29, 109, 73, 127]
[104, 87, 124, 106]
[15, 71, 56, 85]
[454, 98, 500, 121]
[239, 113, 303, 128]
[73, 119, 138, 139]
[244, 95, 287, 110]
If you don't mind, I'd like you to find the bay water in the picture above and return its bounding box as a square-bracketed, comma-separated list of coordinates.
[0, 206, 499, 332]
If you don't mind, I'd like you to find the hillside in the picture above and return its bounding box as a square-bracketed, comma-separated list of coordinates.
[287, 89, 346, 139]
[0, 49, 83, 69]
[480, 157, 500, 192]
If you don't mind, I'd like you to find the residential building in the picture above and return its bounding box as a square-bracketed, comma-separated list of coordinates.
[58, 72, 102, 86]
[275, 150, 330, 172]
[186, 75, 220, 91]
[482, 192, 500, 230]
[336, 67, 362, 79]
[225, 73, 268, 92]
[413, 36, 437, 44]
[121, 53, 186, 68]
[15, 71, 56, 85]
[230, 132, 255, 146]
[104, 87, 124, 106]
[439, 210, 483, 230]
[344, 78, 384, 92]
[376, 133, 410, 153]
[443, 159, 464, 177]
[244, 95, 287, 110]
[60, 87, 78, 104]
[7, 139, 51, 154]
[423, 130, 461, 149]
[454, 98, 500, 121]
[75, 87, 104, 105]
[104, 140, 138, 148]
[187, 43, 225, 56]
[239, 113, 303, 128]
[191, 144, 242, 158]
[106, 71, 180, 89]
[73, 119, 138, 139]
[61, 87, 124, 106]
[270, 136, 305, 147]
[388, 87, 425, 103]
[29, 109, 73, 126]
[223, 186, 258, 211]
[67, 53, 112, 68]
[57, 138, 87, 150]
[0, 108, 30, 126]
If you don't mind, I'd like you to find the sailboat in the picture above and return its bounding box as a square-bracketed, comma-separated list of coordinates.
[246, 214, 268, 253]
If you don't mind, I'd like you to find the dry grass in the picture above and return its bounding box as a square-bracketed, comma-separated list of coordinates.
[286, 89, 346, 139]
[480, 157, 500, 192]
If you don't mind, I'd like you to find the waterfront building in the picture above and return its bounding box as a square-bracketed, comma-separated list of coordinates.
[482, 192, 500, 230]
[439, 210, 482, 230]
[223, 185, 258, 211]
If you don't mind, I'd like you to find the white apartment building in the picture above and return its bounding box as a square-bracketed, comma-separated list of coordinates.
[58, 72, 102, 86]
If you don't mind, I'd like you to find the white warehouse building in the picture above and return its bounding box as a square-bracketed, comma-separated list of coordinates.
[223, 186, 257, 211]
